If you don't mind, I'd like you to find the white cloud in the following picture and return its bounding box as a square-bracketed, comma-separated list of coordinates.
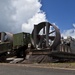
[61, 24, 75, 38]
[73, 23, 75, 28]
[0, 0, 46, 33]
[22, 12, 46, 33]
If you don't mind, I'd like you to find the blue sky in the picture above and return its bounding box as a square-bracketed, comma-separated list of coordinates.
[41, 0, 75, 33]
[0, 0, 75, 38]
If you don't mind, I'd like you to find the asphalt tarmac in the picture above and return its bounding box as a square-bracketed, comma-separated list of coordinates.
[0, 64, 75, 75]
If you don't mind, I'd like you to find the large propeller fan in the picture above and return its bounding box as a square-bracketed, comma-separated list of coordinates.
[31, 22, 61, 49]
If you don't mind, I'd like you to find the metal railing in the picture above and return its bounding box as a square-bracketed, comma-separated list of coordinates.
[57, 44, 71, 53]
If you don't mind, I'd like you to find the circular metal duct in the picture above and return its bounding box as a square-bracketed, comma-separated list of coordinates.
[1, 32, 13, 43]
[31, 22, 61, 49]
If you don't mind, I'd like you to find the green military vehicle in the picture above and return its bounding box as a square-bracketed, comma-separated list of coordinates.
[0, 32, 30, 62]
[13, 32, 30, 58]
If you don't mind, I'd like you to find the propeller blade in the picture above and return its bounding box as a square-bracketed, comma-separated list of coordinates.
[49, 30, 55, 34]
